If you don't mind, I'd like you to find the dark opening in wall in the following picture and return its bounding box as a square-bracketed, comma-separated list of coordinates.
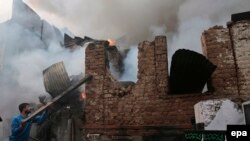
[169, 49, 216, 94]
[106, 45, 124, 79]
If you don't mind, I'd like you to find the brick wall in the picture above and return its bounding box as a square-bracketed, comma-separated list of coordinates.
[201, 26, 238, 95]
[230, 21, 250, 96]
[201, 21, 250, 97]
[85, 37, 218, 136]
[84, 21, 250, 137]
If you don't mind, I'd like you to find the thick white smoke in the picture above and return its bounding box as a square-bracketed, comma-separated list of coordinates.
[0, 8, 85, 139]
[0, 23, 84, 112]
[24, 0, 250, 80]
[169, 0, 250, 58]
[119, 46, 138, 82]
[25, 0, 184, 44]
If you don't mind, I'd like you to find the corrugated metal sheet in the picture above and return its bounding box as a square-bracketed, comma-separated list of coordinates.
[43, 62, 71, 98]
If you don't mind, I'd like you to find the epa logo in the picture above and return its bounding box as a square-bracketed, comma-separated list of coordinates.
[231, 131, 247, 138]
[227, 125, 250, 141]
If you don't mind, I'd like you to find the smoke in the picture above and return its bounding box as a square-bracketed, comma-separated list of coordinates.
[24, 0, 250, 81]
[119, 46, 138, 82]
[0, 10, 84, 140]
[169, 0, 250, 59]
[25, 0, 184, 44]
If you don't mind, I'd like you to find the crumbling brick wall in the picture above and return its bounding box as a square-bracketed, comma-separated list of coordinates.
[202, 21, 250, 97]
[84, 20, 250, 137]
[85, 37, 218, 136]
[230, 21, 250, 96]
[201, 26, 238, 95]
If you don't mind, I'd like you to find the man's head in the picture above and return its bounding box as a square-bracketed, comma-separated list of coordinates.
[19, 103, 31, 115]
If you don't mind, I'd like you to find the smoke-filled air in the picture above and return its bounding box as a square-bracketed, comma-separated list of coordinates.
[25, 0, 250, 77]
[0, 0, 250, 139]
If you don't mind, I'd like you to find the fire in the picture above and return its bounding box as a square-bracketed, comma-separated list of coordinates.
[107, 38, 116, 46]
[80, 91, 86, 101]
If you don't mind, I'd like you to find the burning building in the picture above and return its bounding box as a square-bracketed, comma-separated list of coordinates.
[1, 0, 250, 141]
[83, 12, 250, 141]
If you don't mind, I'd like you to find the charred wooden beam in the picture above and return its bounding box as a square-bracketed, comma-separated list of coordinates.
[64, 34, 109, 49]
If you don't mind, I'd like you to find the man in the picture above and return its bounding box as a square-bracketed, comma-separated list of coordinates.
[9, 103, 48, 141]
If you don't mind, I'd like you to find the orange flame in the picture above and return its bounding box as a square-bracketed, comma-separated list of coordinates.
[107, 38, 116, 46]
[80, 91, 86, 101]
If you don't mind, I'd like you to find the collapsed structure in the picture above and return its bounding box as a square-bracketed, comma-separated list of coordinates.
[83, 12, 250, 140]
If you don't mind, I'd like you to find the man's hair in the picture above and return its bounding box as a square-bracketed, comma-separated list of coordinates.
[19, 103, 29, 112]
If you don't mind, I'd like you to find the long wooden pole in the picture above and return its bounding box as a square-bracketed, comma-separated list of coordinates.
[23, 75, 92, 123]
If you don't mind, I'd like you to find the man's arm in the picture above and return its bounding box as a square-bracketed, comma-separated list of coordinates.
[11, 118, 23, 136]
